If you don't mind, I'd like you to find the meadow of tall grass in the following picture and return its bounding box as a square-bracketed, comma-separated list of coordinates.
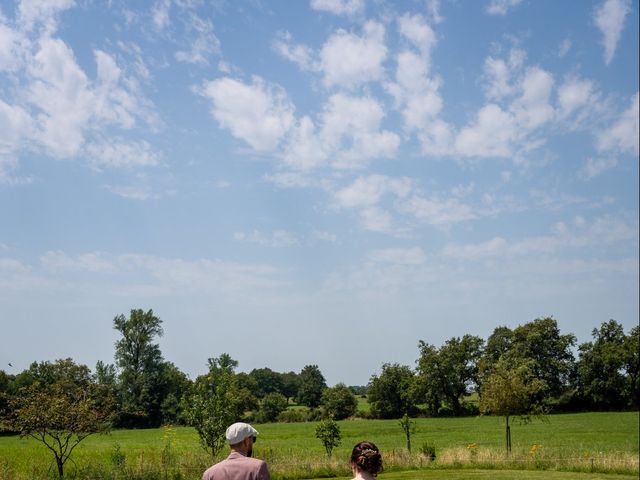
[0, 412, 637, 480]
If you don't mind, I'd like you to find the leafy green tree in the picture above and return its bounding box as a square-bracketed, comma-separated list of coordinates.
[416, 335, 484, 415]
[321, 383, 357, 420]
[159, 362, 192, 424]
[2, 359, 115, 478]
[185, 354, 242, 458]
[258, 392, 289, 422]
[250, 367, 284, 398]
[624, 326, 639, 408]
[280, 371, 300, 403]
[113, 309, 166, 427]
[577, 320, 638, 410]
[479, 357, 545, 454]
[315, 417, 341, 457]
[510, 317, 576, 402]
[296, 365, 327, 408]
[367, 363, 417, 419]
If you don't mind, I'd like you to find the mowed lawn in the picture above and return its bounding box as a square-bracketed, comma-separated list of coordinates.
[0, 412, 637, 479]
[315, 470, 640, 480]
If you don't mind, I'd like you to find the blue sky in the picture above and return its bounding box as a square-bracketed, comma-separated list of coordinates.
[1, 0, 638, 386]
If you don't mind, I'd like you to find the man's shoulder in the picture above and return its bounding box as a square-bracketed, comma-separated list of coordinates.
[202, 454, 268, 479]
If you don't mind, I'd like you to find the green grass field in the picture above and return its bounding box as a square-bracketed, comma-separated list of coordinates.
[0, 412, 637, 479]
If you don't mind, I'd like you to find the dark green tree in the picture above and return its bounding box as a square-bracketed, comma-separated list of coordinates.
[321, 383, 358, 420]
[416, 335, 484, 415]
[510, 317, 576, 402]
[249, 367, 284, 398]
[257, 392, 289, 422]
[367, 363, 417, 419]
[296, 365, 327, 408]
[280, 371, 300, 403]
[577, 320, 638, 410]
[113, 309, 166, 427]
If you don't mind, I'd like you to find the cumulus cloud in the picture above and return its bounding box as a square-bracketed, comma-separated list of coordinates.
[200, 76, 295, 152]
[400, 195, 476, 227]
[320, 21, 387, 89]
[18, 0, 75, 32]
[486, 0, 523, 16]
[334, 174, 412, 209]
[594, 0, 631, 65]
[86, 139, 161, 170]
[272, 31, 316, 71]
[597, 92, 639, 155]
[310, 0, 364, 16]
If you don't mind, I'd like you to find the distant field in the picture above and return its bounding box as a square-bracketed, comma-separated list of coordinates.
[0, 412, 637, 479]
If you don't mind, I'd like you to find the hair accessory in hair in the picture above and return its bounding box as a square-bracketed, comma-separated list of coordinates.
[361, 448, 378, 455]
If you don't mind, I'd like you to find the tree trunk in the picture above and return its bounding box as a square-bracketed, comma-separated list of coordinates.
[56, 455, 64, 478]
[505, 415, 512, 454]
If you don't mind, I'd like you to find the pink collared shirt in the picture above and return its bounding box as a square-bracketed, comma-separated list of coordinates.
[202, 451, 271, 480]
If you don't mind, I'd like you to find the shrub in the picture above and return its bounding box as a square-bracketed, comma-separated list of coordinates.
[419, 442, 436, 461]
[277, 408, 309, 423]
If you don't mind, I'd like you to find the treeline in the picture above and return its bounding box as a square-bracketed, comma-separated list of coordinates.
[1, 311, 638, 432]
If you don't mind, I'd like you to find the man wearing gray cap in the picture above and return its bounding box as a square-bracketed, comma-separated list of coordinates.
[202, 422, 271, 480]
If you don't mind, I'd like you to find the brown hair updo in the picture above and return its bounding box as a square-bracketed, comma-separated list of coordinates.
[350, 441, 383, 476]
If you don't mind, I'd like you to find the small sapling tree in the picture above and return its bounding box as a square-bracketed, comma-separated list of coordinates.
[185, 354, 242, 458]
[399, 413, 416, 452]
[479, 357, 545, 454]
[315, 417, 341, 457]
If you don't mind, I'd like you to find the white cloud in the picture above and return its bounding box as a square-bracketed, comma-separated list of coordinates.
[455, 103, 515, 157]
[18, 0, 75, 32]
[174, 13, 220, 65]
[282, 116, 327, 170]
[580, 157, 618, 180]
[41, 250, 118, 273]
[27, 37, 94, 157]
[0, 16, 27, 72]
[594, 0, 631, 65]
[486, 0, 523, 16]
[319, 93, 400, 168]
[368, 247, 426, 265]
[334, 174, 412, 209]
[234, 230, 299, 247]
[272, 31, 316, 71]
[443, 215, 637, 259]
[510, 67, 554, 130]
[558, 38, 572, 57]
[310, 0, 364, 16]
[200, 76, 295, 152]
[398, 13, 437, 57]
[86, 139, 160, 170]
[152, 0, 171, 30]
[443, 237, 508, 259]
[320, 21, 387, 89]
[400, 195, 476, 227]
[597, 92, 639, 155]
[104, 185, 157, 200]
[557, 77, 595, 119]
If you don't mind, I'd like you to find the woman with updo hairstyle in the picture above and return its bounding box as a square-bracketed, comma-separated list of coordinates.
[350, 441, 383, 479]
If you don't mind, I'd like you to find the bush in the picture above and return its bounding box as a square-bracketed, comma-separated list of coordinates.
[257, 393, 288, 423]
[419, 442, 436, 461]
[277, 409, 309, 423]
